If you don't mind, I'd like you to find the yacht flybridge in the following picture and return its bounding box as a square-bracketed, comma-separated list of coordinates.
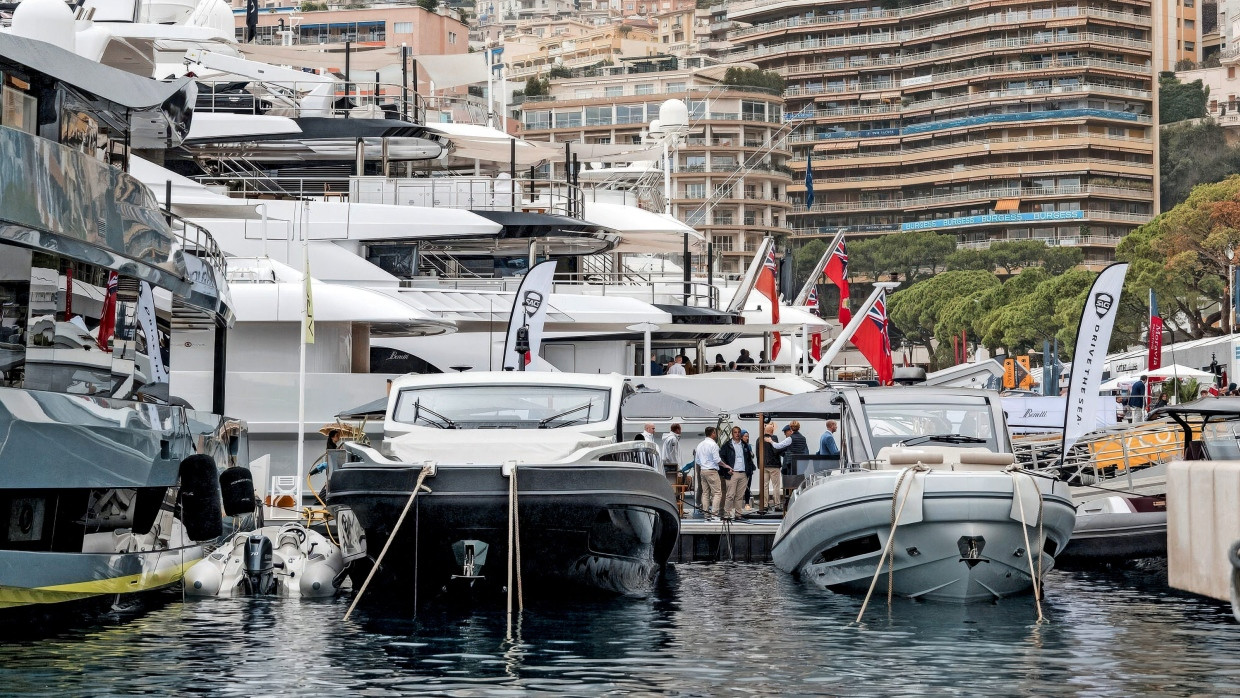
[327, 371, 680, 601]
[0, 15, 256, 612]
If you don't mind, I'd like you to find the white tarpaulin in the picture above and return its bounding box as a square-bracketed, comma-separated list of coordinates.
[414, 53, 490, 89]
[1062, 262, 1129, 454]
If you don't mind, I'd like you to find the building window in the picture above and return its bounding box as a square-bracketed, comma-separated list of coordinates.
[1185, 0, 1194, 6]
[635, 84, 654, 96]
[1185, 19, 1195, 30]
[1185, 41, 1196, 51]
[524, 110, 551, 129]
[741, 100, 768, 122]
[666, 82, 685, 93]
[684, 183, 706, 198]
[448, 32, 458, 44]
[554, 110, 582, 128]
[604, 86, 623, 98]
[394, 22, 413, 33]
[585, 106, 613, 126]
[616, 104, 644, 123]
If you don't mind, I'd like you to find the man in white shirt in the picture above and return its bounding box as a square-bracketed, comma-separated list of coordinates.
[694, 426, 723, 520]
[667, 355, 687, 375]
[639, 423, 656, 443]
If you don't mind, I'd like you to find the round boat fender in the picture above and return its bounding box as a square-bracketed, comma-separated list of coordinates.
[179, 454, 224, 541]
[219, 467, 256, 516]
[1230, 539, 1240, 570]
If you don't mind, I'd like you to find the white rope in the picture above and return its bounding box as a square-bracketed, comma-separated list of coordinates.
[344, 465, 433, 621]
[1010, 468, 1045, 623]
[856, 464, 925, 623]
[506, 461, 524, 637]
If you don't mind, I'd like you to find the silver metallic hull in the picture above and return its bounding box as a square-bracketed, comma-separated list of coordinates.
[773, 470, 1076, 603]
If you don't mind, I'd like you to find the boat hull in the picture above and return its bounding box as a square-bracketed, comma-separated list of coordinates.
[0, 547, 203, 609]
[328, 461, 680, 600]
[773, 470, 1076, 603]
[1057, 511, 1167, 566]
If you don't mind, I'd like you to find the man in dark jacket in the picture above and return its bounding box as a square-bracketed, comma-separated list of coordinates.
[740, 430, 756, 510]
[719, 426, 746, 519]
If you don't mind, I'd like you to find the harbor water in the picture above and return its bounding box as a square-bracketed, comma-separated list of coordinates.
[2, 562, 1238, 696]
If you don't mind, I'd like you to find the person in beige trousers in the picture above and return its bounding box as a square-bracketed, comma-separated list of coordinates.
[761, 422, 784, 512]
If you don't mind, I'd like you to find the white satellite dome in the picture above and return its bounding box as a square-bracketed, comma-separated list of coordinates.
[11, 0, 76, 53]
[659, 98, 688, 131]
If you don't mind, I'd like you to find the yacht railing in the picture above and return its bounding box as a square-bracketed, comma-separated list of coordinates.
[400, 272, 722, 309]
[194, 173, 587, 218]
[193, 78, 427, 123]
[165, 210, 228, 282]
[1010, 419, 1183, 488]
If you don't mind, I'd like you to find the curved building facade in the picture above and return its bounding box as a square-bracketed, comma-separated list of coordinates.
[724, 0, 1156, 265]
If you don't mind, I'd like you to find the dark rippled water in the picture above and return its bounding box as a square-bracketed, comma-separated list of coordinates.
[2, 563, 1238, 696]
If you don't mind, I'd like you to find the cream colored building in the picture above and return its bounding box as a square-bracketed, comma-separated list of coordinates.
[516, 59, 792, 274]
[725, 0, 1157, 267]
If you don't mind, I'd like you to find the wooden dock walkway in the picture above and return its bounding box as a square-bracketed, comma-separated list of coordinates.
[672, 517, 781, 563]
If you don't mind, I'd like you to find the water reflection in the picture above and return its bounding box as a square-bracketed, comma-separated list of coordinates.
[0, 564, 1237, 695]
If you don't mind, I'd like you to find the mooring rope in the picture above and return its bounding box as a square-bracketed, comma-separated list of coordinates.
[856, 464, 926, 623]
[506, 461, 524, 638]
[344, 465, 433, 621]
[1009, 466, 1045, 623]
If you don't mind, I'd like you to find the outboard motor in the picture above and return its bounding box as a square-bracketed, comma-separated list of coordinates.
[244, 534, 275, 595]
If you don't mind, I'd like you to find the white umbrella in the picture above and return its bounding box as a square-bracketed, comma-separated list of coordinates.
[1145, 364, 1215, 380]
[1099, 375, 1136, 392]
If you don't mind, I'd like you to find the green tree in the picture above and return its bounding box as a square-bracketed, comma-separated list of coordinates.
[793, 238, 828, 288]
[946, 240, 1084, 275]
[416, 0, 438, 9]
[548, 65, 572, 79]
[1160, 120, 1240, 210]
[721, 67, 784, 94]
[848, 231, 956, 283]
[523, 75, 549, 96]
[888, 270, 1000, 370]
[1118, 175, 1240, 338]
[1160, 75, 1209, 124]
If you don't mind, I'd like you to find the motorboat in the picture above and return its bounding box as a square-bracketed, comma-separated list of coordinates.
[326, 372, 680, 601]
[184, 522, 356, 598]
[1057, 495, 1166, 566]
[771, 387, 1076, 603]
[0, 19, 257, 613]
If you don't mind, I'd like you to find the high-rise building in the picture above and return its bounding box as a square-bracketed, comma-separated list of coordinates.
[724, 0, 1156, 267]
[515, 57, 792, 273]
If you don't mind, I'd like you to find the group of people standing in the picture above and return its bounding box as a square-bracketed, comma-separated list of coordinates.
[689, 420, 839, 521]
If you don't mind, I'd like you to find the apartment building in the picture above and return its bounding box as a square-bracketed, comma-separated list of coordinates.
[516, 58, 792, 273]
[654, 6, 733, 57]
[231, 3, 469, 55]
[723, 0, 1156, 267]
[504, 24, 661, 80]
[1153, 0, 1202, 69]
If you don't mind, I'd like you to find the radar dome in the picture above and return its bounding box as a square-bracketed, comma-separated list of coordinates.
[658, 98, 688, 131]
[11, 0, 76, 53]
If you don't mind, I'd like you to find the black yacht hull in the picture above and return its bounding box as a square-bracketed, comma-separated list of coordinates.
[328, 462, 680, 600]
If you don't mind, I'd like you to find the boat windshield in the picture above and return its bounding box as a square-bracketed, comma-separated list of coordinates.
[1201, 419, 1240, 459]
[861, 400, 999, 453]
[392, 385, 612, 429]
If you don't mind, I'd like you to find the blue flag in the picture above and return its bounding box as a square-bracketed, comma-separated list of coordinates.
[805, 152, 815, 209]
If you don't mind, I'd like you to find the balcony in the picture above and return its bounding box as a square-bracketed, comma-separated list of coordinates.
[729, 2, 1149, 39]
[789, 133, 1154, 164]
[790, 185, 1154, 214]
[729, 18, 1151, 62]
[797, 156, 1154, 187]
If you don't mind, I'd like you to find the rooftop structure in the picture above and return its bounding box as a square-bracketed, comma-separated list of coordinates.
[229, 2, 469, 55]
[723, 0, 1157, 267]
